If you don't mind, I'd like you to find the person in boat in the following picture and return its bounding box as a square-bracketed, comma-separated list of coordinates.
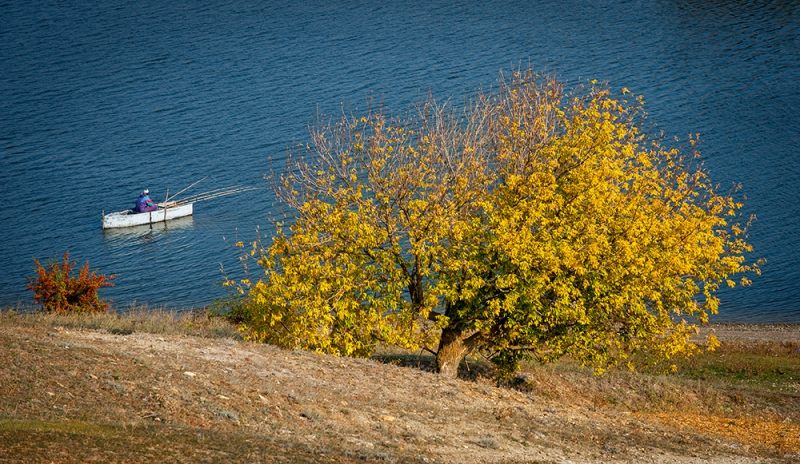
[134, 189, 158, 213]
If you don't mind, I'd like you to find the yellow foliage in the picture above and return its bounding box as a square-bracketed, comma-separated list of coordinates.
[227, 68, 760, 376]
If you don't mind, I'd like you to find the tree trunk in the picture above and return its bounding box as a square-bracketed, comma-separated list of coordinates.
[435, 326, 472, 378]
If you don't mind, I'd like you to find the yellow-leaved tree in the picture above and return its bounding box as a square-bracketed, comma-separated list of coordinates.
[227, 68, 760, 378]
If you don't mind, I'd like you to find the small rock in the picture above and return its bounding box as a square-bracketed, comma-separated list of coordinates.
[381, 415, 395, 422]
[602, 444, 618, 454]
[476, 438, 499, 449]
[106, 381, 126, 392]
[183, 371, 196, 377]
[141, 412, 164, 422]
[347, 438, 374, 448]
[216, 410, 239, 421]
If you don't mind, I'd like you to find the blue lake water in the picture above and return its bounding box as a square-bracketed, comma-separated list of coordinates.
[2, 0, 799, 323]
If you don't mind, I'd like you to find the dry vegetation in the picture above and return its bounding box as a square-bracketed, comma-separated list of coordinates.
[1, 309, 798, 463]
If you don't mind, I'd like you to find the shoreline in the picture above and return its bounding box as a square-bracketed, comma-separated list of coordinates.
[697, 322, 800, 343]
[4, 307, 799, 343]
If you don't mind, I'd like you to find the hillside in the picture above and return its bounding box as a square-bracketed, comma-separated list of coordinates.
[1, 311, 798, 463]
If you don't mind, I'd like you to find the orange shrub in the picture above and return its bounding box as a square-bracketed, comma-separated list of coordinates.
[27, 251, 115, 313]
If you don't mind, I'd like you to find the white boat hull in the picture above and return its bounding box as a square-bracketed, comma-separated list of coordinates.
[102, 202, 193, 229]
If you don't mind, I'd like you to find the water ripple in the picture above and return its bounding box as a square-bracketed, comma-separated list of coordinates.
[1, 0, 798, 322]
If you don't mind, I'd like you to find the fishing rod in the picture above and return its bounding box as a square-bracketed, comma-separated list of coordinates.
[182, 184, 246, 199]
[189, 186, 260, 201]
[171, 186, 260, 205]
[164, 176, 208, 203]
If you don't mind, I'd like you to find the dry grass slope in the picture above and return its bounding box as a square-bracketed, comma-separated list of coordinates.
[1, 309, 798, 463]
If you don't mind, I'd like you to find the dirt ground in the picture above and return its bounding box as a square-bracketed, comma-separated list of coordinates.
[1, 317, 798, 463]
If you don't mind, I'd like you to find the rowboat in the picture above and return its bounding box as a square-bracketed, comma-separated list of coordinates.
[102, 215, 194, 239]
[102, 201, 193, 229]
[101, 179, 258, 230]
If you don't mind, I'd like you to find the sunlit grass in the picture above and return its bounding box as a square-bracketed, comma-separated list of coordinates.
[0, 304, 242, 340]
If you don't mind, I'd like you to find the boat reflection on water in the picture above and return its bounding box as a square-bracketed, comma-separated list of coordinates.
[100, 215, 198, 302]
[102, 215, 195, 242]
